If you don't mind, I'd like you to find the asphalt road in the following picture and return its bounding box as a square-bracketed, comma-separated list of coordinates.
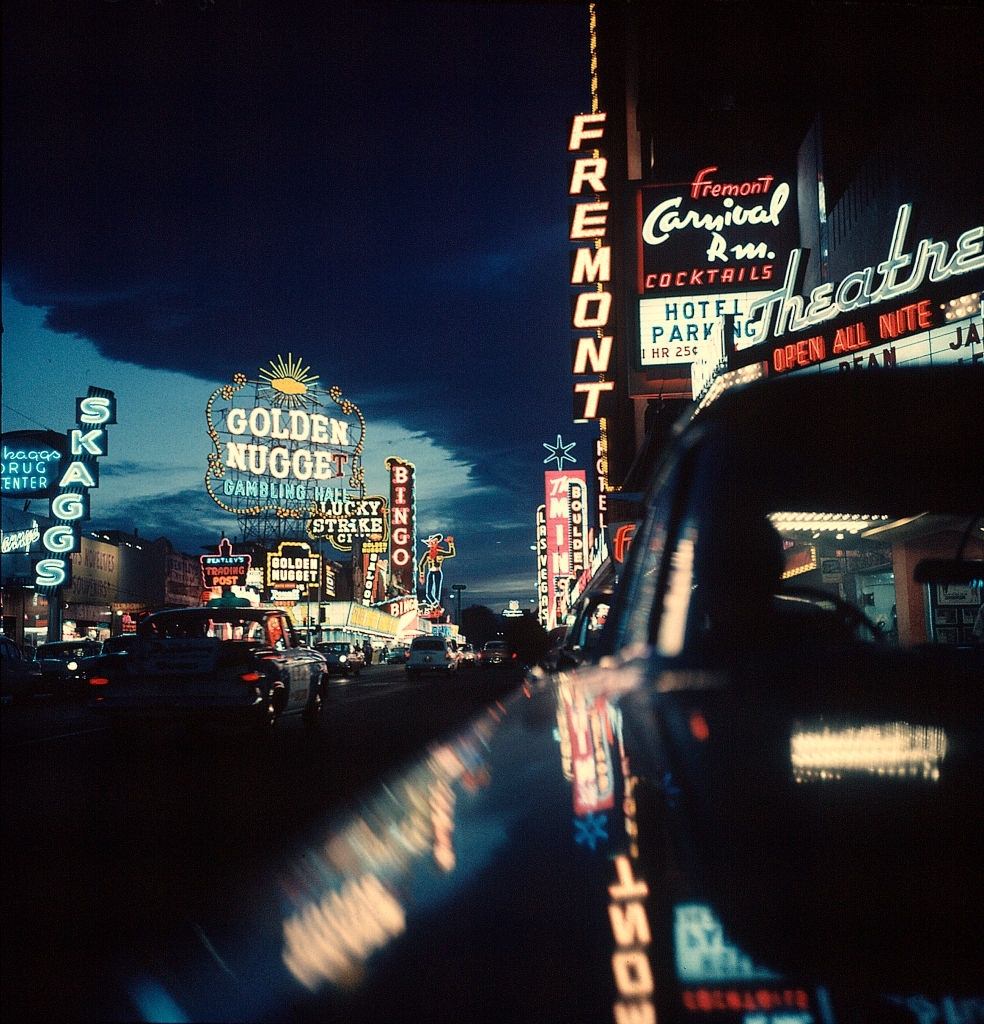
[0, 662, 523, 1022]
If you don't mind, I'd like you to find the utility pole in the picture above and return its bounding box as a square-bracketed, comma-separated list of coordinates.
[451, 583, 467, 626]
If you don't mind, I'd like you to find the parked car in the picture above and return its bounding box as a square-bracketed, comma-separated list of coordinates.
[315, 641, 365, 678]
[478, 639, 516, 668]
[80, 367, 984, 1023]
[405, 635, 459, 679]
[383, 644, 410, 664]
[88, 607, 327, 731]
[0, 635, 40, 703]
[33, 639, 104, 697]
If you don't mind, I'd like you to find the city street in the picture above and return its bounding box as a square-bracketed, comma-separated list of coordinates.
[0, 663, 521, 1022]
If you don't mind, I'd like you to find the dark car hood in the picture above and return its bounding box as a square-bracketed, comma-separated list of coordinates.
[103, 646, 983, 1024]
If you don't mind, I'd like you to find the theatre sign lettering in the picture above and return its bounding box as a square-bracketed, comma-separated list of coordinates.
[734, 204, 984, 376]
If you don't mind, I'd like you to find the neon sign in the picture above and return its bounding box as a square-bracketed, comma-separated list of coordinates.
[1, 430, 67, 499]
[307, 495, 388, 553]
[568, 112, 616, 421]
[387, 457, 416, 596]
[266, 540, 322, 598]
[747, 204, 984, 344]
[34, 387, 116, 595]
[418, 533, 455, 614]
[535, 504, 549, 626]
[733, 286, 982, 376]
[636, 165, 796, 296]
[200, 537, 251, 589]
[205, 354, 366, 521]
[608, 856, 656, 1022]
[639, 291, 769, 369]
[542, 433, 577, 472]
[1, 519, 41, 555]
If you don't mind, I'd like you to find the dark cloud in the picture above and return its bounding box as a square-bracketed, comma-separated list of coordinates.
[3, 1, 589, 497]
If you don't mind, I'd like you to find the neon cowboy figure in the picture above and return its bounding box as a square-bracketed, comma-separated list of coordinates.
[418, 533, 455, 609]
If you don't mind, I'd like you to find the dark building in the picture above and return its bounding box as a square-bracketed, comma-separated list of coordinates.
[585, 0, 983, 487]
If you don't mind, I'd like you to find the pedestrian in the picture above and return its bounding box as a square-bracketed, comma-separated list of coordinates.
[362, 638, 373, 665]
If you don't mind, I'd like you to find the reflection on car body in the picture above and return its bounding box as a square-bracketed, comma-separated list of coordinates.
[0, 635, 41, 703]
[93, 368, 984, 1023]
[88, 606, 327, 731]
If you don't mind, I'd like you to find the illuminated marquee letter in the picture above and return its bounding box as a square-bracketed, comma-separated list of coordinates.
[78, 394, 114, 425]
[43, 524, 79, 554]
[51, 491, 88, 521]
[59, 461, 97, 488]
[573, 291, 612, 328]
[35, 558, 69, 589]
[70, 428, 106, 457]
[569, 157, 608, 195]
[568, 112, 607, 151]
[570, 202, 610, 240]
[572, 335, 613, 374]
[574, 380, 615, 419]
[571, 246, 611, 285]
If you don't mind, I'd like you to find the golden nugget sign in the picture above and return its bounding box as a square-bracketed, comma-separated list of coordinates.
[205, 354, 366, 520]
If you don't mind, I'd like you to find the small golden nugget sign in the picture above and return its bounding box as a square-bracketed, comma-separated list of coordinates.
[306, 495, 389, 553]
[266, 540, 322, 597]
[205, 354, 366, 520]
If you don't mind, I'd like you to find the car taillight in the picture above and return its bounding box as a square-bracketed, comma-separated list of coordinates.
[240, 671, 263, 683]
[88, 676, 109, 687]
[512, 652, 517, 659]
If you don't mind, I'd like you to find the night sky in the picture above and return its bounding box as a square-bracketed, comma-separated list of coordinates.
[2, 0, 593, 609]
[4, 1, 980, 609]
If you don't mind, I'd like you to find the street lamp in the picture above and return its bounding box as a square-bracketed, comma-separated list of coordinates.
[451, 583, 467, 625]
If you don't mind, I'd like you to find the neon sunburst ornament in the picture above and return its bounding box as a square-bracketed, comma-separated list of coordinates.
[257, 353, 320, 409]
[543, 434, 577, 471]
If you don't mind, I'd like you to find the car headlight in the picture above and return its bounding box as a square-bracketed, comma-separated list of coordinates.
[339, 655, 347, 663]
[67, 660, 79, 672]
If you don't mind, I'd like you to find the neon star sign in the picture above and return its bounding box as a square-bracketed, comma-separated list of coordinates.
[542, 434, 577, 471]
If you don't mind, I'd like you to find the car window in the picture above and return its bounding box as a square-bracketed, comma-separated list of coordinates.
[412, 639, 445, 651]
[642, 432, 984, 661]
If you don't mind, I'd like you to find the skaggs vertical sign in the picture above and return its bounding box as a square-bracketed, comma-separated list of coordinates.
[35, 387, 117, 595]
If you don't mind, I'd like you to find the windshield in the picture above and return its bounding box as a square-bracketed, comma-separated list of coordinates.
[412, 639, 445, 651]
[38, 642, 100, 658]
[139, 613, 268, 643]
[768, 511, 983, 648]
[322, 643, 349, 653]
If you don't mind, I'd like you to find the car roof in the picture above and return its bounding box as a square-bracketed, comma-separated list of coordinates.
[675, 365, 984, 512]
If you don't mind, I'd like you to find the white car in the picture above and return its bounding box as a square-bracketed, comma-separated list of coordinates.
[405, 636, 459, 680]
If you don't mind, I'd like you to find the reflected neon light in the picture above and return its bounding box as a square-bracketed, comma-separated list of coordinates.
[282, 873, 406, 991]
[768, 512, 889, 535]
[790, 723, 947, 783]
